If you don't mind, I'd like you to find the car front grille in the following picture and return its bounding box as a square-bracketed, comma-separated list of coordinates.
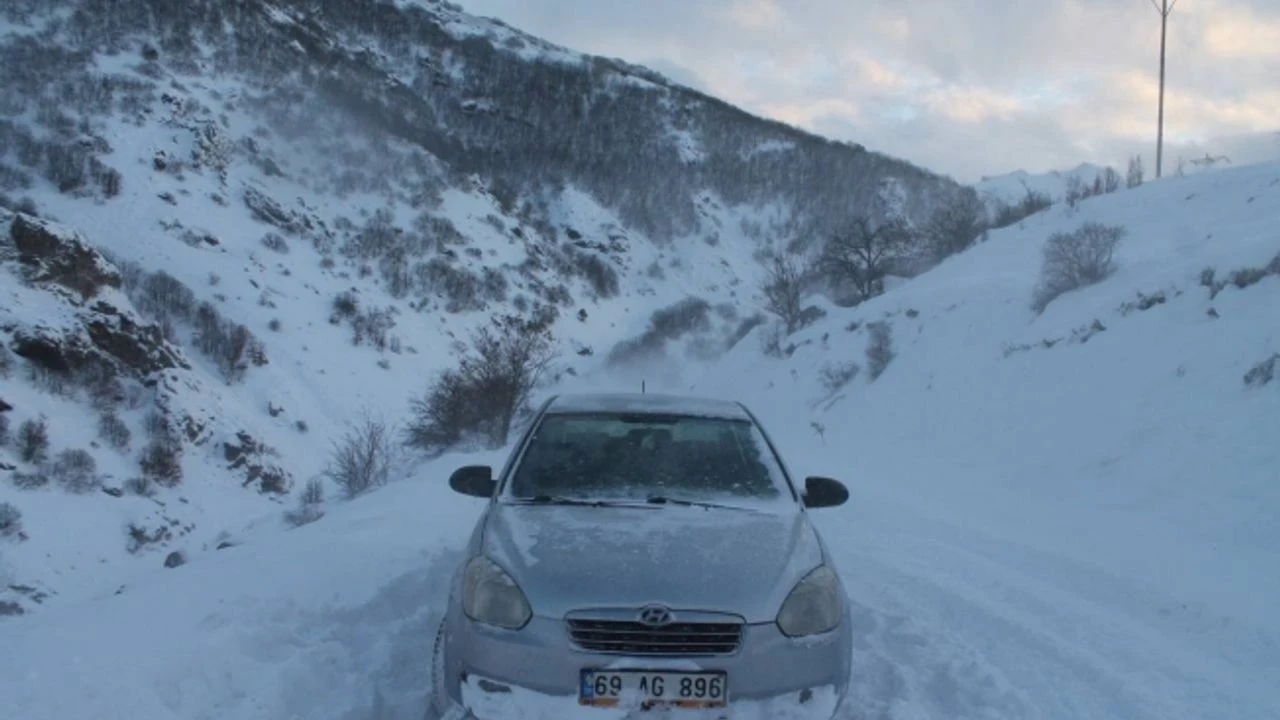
[567, 618, 743, 656]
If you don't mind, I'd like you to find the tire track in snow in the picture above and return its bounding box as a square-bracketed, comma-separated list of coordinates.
[822, 501, 1280, 720]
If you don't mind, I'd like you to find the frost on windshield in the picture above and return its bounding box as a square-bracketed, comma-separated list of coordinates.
[508, 413, 788, 502]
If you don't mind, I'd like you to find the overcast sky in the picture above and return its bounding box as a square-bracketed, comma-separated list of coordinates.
[453, 0, 1280, 182]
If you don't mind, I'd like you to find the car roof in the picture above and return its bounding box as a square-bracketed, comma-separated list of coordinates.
[543, 392, 753, 421]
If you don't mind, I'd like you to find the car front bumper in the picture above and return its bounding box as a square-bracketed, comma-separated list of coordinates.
[440, 612, 851, 720]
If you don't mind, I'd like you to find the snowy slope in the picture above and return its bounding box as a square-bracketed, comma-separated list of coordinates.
[687, 160, 1280, 718]
[0, 0, 800, 613]
[975, 162, 1116, 206]
[2, 160, 1277, 719]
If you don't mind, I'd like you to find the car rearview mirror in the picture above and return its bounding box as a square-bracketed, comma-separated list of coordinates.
[449, 465, 496, 498]
[803, 476, 848, 509]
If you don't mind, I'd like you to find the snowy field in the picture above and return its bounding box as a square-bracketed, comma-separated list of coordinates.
[2, 153, 1278, 720]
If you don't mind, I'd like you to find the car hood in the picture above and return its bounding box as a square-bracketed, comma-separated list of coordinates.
[481, 502, 826, 624]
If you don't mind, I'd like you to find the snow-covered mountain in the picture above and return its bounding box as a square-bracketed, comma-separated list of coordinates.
[975, 162, 1117, 206]
[3, 152, 1276, 720]
[1, 1, 1277, 718]
[0, 0, 974, 614]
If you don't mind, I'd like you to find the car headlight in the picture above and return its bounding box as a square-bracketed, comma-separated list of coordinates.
[776, 565, 843, 637]
[462, 556, 532, 630]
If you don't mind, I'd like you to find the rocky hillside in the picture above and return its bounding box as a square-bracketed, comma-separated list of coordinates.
[0, 0, 975, 615]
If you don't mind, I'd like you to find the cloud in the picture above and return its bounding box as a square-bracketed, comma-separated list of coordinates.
[452, 0, 1280, 182]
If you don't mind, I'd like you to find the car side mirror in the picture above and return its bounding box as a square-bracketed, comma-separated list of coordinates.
[803, 476, 848, 509]
[449, 465, 496, 498]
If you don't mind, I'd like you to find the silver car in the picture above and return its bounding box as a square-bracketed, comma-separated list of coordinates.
[427, 393, 853, 720]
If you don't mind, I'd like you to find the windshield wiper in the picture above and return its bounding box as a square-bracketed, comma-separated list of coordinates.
[513, 495, 655, 508]
[644, 495, 759, 512]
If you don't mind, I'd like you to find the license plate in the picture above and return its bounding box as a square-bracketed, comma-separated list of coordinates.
[580, 669, 728, 709]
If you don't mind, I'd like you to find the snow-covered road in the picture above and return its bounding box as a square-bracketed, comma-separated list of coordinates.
[3, 461, 1274, 720]
[822, 494, 1279, 720]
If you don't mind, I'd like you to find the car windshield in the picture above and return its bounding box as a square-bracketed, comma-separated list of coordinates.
[505, 412, 793, 506]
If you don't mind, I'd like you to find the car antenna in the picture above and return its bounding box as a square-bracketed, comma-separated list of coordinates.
[641, 380, 646, 394]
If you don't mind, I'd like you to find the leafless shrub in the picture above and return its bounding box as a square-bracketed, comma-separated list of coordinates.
[124, 476, 155, 497]
[1103, 167, 1122, 194]
[1126, 155, 1145, 188]
[16, 418, 49, 464]
[419, 258, 486, 313]
[25, 363, 74, 398]
[351, 308, 396, 351]
[133, 270, 197, 322]
[866, 322, 895, 381]
[924, 191, 986, 262]
[1064, 175, 1085, 209]
[1031, 223, 1125, 314]
[192, 301, 267, 382]
[331, 291, 359, 322]
[260, 233, 289, 253]
[760, 322, 786, 359]
[139, 425, 183, 488]
[761, 252, 807, 333]
[51, 448, 98, 493]
[125, 523, 171, 554]
[0, 413, 9, 447]
[326, 416, 398, 499]
[607, 297, 712, 367]
[285, 478, 326, 526]
[406, 315, 556, 455]
[12, 471, 49, 490]
[991, 188, 1052, 229]
[0, 342, 12, 379]
[80, 364, 125, 412]
[98, 412, 131, 451]
[571, 250, 620, 299]
[0, 502, 21, 538]
[819, 361, 861, 394]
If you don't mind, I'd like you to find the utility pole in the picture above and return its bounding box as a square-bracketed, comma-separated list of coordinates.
[1149, 0, 1178, 178]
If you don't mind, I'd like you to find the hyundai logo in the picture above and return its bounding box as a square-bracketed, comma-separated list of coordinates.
[637, 605, 674, 627]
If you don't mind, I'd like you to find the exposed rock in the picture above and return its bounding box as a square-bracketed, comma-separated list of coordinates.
[243, 188, 310, 235]
[10, 305, 185, 381]
[1244, 354, 1278, 389]
[223, 430, 293, 495]
[163, 551, 186, 568]
[11, 214, 120, 302]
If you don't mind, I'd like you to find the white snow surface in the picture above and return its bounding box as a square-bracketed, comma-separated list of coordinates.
[974, 162, 1115, 206]
[2, 148, 1279, 720]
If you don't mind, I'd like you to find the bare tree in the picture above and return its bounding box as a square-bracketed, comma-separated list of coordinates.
[760, 252, 806, 334]
[1127, 155, 1145, 188]
[1064, 175, 1085, 209]
[924, 192, 986, 262]
[819, 217, 909, 304]
[1103, 167, 1122, 194]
